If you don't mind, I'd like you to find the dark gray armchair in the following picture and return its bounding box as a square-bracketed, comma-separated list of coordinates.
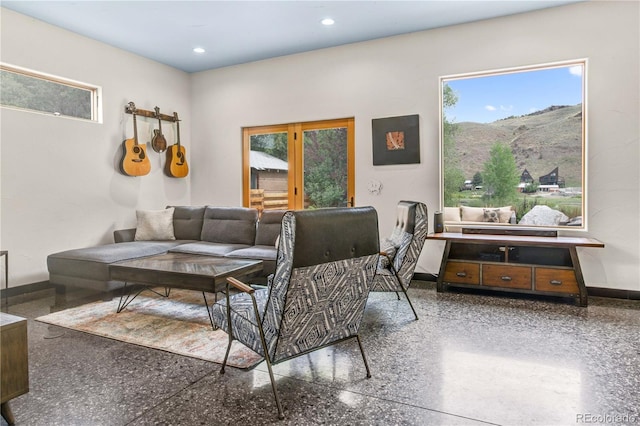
[371, 201, 428, 320]
[210, 206, 380, 419]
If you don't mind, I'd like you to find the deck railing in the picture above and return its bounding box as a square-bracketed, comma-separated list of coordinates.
[250, 189, 289, 212]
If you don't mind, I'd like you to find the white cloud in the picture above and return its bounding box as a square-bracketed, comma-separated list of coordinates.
[500, 105, 514, 112]
[485, 105, 496, 111]
[569, 65, 583, 76]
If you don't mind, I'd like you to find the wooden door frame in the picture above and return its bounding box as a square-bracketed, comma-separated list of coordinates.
[243, 117, 355, 209]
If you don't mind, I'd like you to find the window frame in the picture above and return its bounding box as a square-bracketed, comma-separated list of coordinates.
[439, 59, 587, 229]
[0, 62, 102, 123]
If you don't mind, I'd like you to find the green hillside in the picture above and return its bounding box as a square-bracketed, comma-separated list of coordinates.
[451, 104, 583, 187]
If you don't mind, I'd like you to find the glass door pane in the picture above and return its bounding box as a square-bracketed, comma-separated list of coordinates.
[244, 118, 353, 211]
[249, 130, 289, 213]
[302, 126, 348, 208]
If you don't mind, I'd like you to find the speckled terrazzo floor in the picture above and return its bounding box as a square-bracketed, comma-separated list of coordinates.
[2, 281, 639, 426]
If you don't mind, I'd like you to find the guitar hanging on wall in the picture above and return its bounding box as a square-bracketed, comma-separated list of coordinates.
[165, 112, 189, 178]
[120, 102, 151, 176]
[151, 106, 167, 153]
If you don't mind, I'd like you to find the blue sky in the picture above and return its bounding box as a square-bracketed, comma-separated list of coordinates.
[443, 64, 584, 123]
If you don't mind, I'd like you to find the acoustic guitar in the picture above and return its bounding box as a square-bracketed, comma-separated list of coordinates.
[165, 112, 189, 178]
[151, 106, 167, 153]
[120, 102, 151, 176]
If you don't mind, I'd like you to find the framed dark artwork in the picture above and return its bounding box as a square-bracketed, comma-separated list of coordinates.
[372, 114, 420, 165]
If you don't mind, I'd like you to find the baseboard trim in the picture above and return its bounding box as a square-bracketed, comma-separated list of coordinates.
[3, 279, 638, 301]
[413, 274, 639, 301]
[0, 280, 53, 298]
[413, 272, 438, 282]
[587, 287, 640, 300]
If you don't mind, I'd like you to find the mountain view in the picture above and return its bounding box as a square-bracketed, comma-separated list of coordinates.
[451, 104, 583, 188]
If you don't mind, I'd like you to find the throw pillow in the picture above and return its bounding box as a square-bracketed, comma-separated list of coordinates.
[134, 207, 176, 241]
[498, 206, 513, 223]
[378, 238, 399, 269]
[483, 208, 500, 223]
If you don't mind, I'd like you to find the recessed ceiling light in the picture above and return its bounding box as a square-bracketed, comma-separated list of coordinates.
[321, 18, 335, 26]
[193, 47, 205, 54]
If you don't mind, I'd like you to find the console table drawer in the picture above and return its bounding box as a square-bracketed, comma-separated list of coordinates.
[443, 262, 480, 285]
[535, 268, 579, 294]
[482, 265, 532, 289]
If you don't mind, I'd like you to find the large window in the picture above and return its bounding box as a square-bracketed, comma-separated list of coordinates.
[440, 60, 587, 229]
[243, 118, 355, 211]
[0, 63, 101, 122]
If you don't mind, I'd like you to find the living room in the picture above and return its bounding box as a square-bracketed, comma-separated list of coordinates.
[2, 1, 639, 297]
[1, 1, 639, 424]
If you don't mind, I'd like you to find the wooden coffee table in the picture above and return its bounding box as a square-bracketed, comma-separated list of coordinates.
[109, 253, 263, 327]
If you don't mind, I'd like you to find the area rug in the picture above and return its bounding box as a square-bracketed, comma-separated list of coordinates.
[36, 288, 263, 369]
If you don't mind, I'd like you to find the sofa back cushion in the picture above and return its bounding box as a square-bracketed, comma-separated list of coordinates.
[201, 206, 258, 245]
[255, 210, 286, 246]
[443, 207, 461, 222]
[169, 206, 206, 240]
[460, 206, 485, 222]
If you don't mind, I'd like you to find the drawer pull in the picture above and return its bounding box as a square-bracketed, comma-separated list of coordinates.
[550, 280, 563, 286]
[456, 272, 467, 277]
[501, 276, 512, 281]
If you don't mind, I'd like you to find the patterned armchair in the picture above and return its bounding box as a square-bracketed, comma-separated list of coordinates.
[371, 201, 428, 320]
[210, 206, 380, 419]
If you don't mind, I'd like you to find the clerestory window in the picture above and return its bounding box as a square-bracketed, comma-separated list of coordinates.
[1, 63, 101, 122]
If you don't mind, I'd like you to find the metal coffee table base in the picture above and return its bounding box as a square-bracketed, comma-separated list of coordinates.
[116, 284, 220, 329]
[109, 253, 263, 330]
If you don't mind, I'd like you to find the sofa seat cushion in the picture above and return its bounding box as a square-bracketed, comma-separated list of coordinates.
[226, 245, 277, 261]
[445, 221, 515, 233]
[225, 245, 277, 277]
[169, 241, 251, 257]
[47, 240, 187, 281]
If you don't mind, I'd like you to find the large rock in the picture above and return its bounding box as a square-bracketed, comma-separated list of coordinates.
[518, 205, 569, 226]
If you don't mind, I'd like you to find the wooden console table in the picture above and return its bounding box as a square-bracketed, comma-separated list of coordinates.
[1, 313, 29, 425]
[428, 232, 604, 306]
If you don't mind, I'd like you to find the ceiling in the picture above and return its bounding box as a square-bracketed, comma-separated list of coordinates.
[2, 1, 581, 73]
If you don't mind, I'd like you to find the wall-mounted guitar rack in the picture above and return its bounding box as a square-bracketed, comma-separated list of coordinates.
[124, 102, 179, 122]
[121, 101, 189, 178]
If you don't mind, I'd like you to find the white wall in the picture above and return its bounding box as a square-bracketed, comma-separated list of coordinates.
[190, 1, 639, 290]
[1, 9, 192, 286]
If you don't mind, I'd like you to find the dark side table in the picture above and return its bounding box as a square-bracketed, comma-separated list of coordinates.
[1, 312, 29, 425]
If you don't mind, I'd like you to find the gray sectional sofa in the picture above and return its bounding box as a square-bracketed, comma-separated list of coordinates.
[47, 206, 285, 293]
